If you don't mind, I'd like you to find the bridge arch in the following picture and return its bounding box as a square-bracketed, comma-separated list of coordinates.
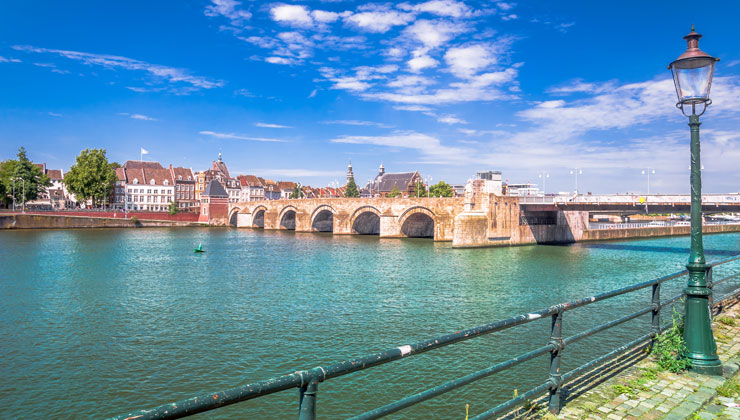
[350, 205, 381, 235]
[398, 206, 436, 238]
[251, 205, 267, 228]
[228, 207, 241, 227]
[311, 204, 336, 232]
[279, 205, 298, 230]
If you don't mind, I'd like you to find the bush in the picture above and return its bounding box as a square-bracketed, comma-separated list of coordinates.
[651, 309, 691, 372]
[130, 215, 139, 224]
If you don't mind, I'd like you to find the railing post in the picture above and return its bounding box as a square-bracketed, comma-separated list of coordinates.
[548, 309, 564, 414]
[651, 283, 661, 338]
[298, 380, 318, 420]
[706, 266, 715, 313]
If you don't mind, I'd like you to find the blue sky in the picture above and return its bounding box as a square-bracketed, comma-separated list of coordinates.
[1, 0, 740, 193]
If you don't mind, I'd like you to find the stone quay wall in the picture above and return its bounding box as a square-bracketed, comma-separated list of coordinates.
[0, 214, 205, 229]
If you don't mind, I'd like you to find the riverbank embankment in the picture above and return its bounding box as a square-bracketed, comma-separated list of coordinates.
[551, 298, 740, 420]
[0, 213, 205, 229]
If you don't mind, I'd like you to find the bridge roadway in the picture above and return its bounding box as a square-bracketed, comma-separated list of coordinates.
[228, 193, 740, 247]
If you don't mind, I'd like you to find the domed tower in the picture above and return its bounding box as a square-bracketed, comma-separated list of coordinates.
[379, 162, 385, 176]
[346, 160, 355, 184]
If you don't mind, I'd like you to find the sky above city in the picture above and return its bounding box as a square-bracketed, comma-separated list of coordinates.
[1, 0, 740, 193]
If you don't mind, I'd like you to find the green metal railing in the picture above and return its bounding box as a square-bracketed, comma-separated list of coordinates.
[109, 255, 740, 420]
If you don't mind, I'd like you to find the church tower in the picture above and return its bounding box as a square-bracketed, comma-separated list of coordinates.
[346, 160, 355, 184]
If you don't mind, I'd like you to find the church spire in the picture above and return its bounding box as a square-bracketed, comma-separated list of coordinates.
[346, 160, 355, 183]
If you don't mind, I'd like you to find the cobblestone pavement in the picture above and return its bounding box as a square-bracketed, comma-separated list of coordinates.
[550, 300, 740, 420]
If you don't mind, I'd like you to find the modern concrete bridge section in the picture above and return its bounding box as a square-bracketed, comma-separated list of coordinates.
[228, 194, 740, 248]
[521, 193, 740, 215]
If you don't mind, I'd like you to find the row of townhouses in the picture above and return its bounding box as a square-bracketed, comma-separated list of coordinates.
[23, 153, 454, 212]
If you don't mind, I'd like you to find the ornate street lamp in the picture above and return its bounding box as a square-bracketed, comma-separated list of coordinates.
[669, 25, 722, 375]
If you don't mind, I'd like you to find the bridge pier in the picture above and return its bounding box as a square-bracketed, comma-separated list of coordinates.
[379, 215, 402, 238]
[236, 212, 252, 228]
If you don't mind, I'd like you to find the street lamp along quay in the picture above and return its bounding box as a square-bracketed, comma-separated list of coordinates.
[669, 25, 722, 375]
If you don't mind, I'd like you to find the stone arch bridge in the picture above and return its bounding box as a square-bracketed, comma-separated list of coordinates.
[228, 197, 465, 240]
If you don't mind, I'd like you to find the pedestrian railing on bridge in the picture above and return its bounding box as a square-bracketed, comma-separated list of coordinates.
[109, 256, 740, 420]
[590, 220, 740, 230]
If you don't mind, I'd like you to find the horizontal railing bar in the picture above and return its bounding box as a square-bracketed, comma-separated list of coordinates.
[348, 345, 553, 420]
[109, 266, 702, 420]
[708, 254, 740, 268]
[564, 306, 653, 346]
[711, 271, 740, 287]
[107, 371, 309, 420]
[662, 293, 684, 308]
[561, 332, 655, 384]
[469, 381, 553, 420]
[714, 288, 740, 305]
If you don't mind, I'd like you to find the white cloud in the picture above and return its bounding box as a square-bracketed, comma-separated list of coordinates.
[496, 2, 515, 11]
[408, 54, 439, 72]
[321, 120, 394, 128]
[331, 131, 471, 164]
[265, 56, 294, 65]
[118, 112, 158, 121]
[388, 75, 434, 88]
[13, 45, 224, 91]
[271, 4, 314, 28]
[393, 104, 433, 112]
[437, 114, 467, 124]
[400, 0, 473, 18]
[234, 88, 256, 97]
[255, 122, 291, 128]
[547, 80, 616, 95]
[0, 56, 21, 63]
[404, 19, 468, 49]
[363, 67, 517, 104]
[501, 14, 518, 21]
[256, 169, 345, 177]
[308, 89, 317, 98]
[199, 130, 287, 142]
[344, 7, 414, 33]
[47, 112, 63, 117]
[204, 0, 252, 25]
[444, 44, 496, 78]
[312, 10, 340, 23]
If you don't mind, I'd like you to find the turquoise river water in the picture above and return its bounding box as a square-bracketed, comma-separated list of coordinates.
[2, 228, 740, 419]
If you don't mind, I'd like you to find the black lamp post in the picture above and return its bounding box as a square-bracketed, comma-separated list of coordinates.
[668, 25, 722, 375]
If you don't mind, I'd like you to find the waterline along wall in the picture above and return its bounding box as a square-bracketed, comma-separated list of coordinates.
[0, 213, 204, 229]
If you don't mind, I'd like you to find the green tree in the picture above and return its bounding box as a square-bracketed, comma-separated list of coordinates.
[344, 177, 360, 198]
[388, 184, 402, 198]
[289, 183, 304, 199]
[411, 180, 428, 197]
[169, 200, 178, 215]
[110, 161, 122, 169]
[429, 181, 454, 197]
[0, 147, 51, 207]
[63, 148, 117, 208]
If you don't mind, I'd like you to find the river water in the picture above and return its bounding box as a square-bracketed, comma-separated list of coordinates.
[2, 228, 740, 419]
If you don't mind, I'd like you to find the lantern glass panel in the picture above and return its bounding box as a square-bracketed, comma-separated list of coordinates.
[671, 57, 715, 103]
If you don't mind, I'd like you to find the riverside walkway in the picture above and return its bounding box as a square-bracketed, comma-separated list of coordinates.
[548, 300, 740, 420]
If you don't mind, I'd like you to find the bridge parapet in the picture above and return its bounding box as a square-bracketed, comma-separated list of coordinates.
[229, 197, 465, 241]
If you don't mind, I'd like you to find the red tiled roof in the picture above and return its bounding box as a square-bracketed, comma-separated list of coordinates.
[123, 160, 164, 170]
[142, 167, 174, 186]
[171, 166, 194, 182]
[238, 174, 263, 187]
[278, 181, 296, 190]
[46, 169, 63, 180]
[115, 167, 126, 181]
